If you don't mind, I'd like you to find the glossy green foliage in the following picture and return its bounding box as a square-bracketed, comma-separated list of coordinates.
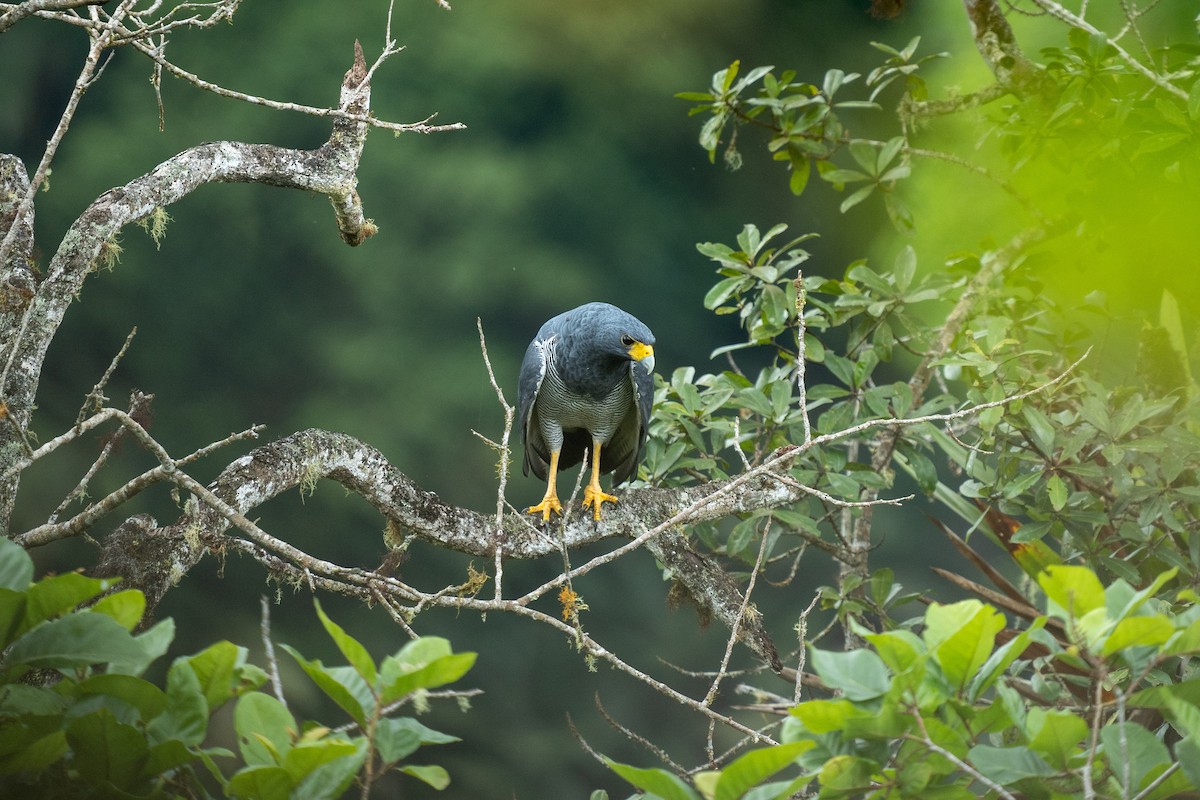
[608, 8, 1200, 798]
[611, 567, 1200, 798]
[644, 225, 951, 573]
[676, 39, 942, 228]
[0, 539, 473, 798]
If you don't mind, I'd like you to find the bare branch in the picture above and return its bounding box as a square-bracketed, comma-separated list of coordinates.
[961, 0, 1051, 94]
[260, 596, 288, 710]
[0, 0, 106, 33]
[125, 35, 464, 137]
[1, 43, 398, 532]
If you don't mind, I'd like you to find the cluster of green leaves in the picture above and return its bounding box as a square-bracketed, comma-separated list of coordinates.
[0, 538, 474, 798]
[1001, 28, 1200, 179]
[675, 38, 941, 228]
[642, 222, 950, 567]
[620, 10, 1200, 799]
[652, 6, 1200, 633]
[922, 285, 1200, 591]
[609, 564, 1200, 799]
[230, 603, 474, 797]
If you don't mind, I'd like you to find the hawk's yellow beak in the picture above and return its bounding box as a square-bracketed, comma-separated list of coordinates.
[628, 341, 654, 373]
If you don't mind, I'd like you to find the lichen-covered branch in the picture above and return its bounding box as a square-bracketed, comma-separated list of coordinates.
[0, 44, 379, 533]
[60, 348, 1082, 671]
[905, 0, 1055, 122]
[961, 0, 1049, 93]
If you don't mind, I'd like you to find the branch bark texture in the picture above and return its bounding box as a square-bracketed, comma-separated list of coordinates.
[0, 44, 376, 533]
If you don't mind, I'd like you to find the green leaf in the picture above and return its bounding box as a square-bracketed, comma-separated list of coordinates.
[789, 156, 811, 196]
[234, 692, 296, 766]
[281, 644, 368, 727]
[1165, 615, 1200, 655]
[294, 739, 368, 800]
[840, 184, 875, 213]
[705, 276, 747, 310]
[713, 742, 812, 800]
[109, 617, 175, 676]
[1130, 677, 1200, 711]
[893, 244, 916, 291]
[923, 600, 1005, 693]
[848, 139, 877, 171]
[863, 628, 925, 674]
[737, 223, 762, 258]
[1178, 736, 1200, 790]
[1160, 694, 1200, 742]
[1038, 565, 1106, 617]
[147, 657, 209, 747]
[380, 638, 476, 705]
[186, 641, 256, 711]
[1102, 614, 1175, 656]
[227, 765, 293, 800]
[1027, 708, 1088, 769]
[401, 764, 452, 790]
[1046, 474, 1068, 511]
[791, 699, 868, 734]
[1109, 568, 1177, 623]
[6, 610, 149, 671]
[66, 709, 149, 788]
[21, 572, 110, 634]
[0, 730, 67, 777]
[0, 538, 33, 591]
[1099, 722, 1171, 791]
[716, 60, 740, 94]
[808, 647, 890, 701]
[0, 683, 70, 717]
[88, 589, 146, 631]
[76, 673, 167, 721]
[967, 744, 1056, 785]
[376, 717, 460, 764]
[0, 589, 26, 650]
[699, 115, 725, 159]
[607, 759, 701, 800]
[818, 754, 874, 793]
[314, 599, 377, 686]
[142, 738, 199, 778]
[283, 739, 360, 783]
[968, 618, 1045, 701]
[1188, 80, 1200, 121]
[883, 192, 914, 233]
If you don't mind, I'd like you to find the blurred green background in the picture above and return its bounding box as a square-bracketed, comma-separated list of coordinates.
[8, 1, 1180, 795]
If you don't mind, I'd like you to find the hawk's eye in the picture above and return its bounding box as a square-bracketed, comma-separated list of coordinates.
[620, 334, 635, 347]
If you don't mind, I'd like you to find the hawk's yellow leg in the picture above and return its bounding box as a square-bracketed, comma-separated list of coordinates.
[527, 449, 564, 521]
[582, 441, 618, 521]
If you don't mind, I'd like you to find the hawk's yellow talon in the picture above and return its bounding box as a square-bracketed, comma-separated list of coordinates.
[527, 495, 563, 522]
[582, 484, 617, 520]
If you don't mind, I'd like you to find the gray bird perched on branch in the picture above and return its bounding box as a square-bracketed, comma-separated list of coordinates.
[518, 302, 656, 521]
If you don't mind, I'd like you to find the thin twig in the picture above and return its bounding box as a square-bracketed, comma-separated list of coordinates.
[260, 596, 288, 710]
[794, 274, 812, 445]
[51, 388, 151, 524]
[704, 516, 772, 708]
[76, 326, 137, 425]
[594, 693, 689, 774]
[793, 593, 820, 703]
[475, 317, 514, 601]
[910, 707, 1019, 800]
